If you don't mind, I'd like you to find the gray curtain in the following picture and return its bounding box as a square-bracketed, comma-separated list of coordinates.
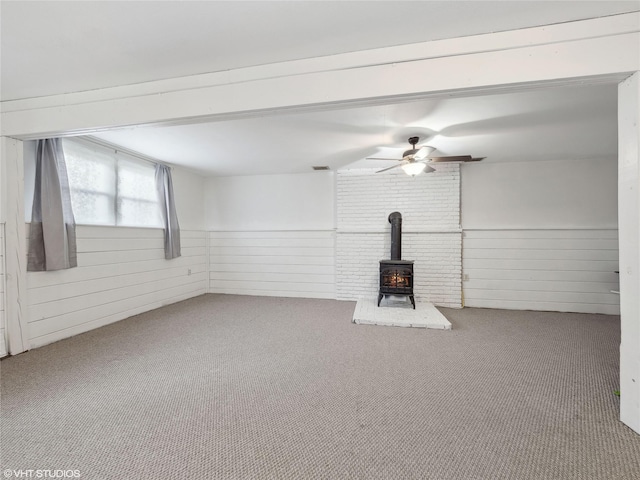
[155, 164, 181, 259]
[28, 138, 77, 271]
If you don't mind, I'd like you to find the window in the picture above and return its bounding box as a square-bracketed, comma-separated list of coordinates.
[117, 158, 160, 227]
[63, 138, 161, 227]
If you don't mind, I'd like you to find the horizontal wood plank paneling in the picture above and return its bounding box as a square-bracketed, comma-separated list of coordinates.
[0, 224, 7, 357]
[30, 284, 205, 347]
[463, 229, 620, 315]
[464, 258, 619, 272]
[461, 268, 619, 283]
[27, 225, 208, 348]
[464, 237, 619, 251]
[465, 298, 620, 315]
[210, 288, 331, 299]
[30, 264, 208, 306]
[211, 263, 334, 274]
[211, 237, 333, 248]
[463, 229, 619, 239]
[28, 255, 206, 288]
[78, 247, 206, 267]
[210, 255, 333, 266]
[77, 236, 205, 253]
[464, 248, 619, 261]
[209, 230, 335, 299]
[212, 231, 332, 239]
[212, 246, 334, 257]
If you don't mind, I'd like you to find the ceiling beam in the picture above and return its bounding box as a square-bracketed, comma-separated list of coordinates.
[1, 14, 638, 140]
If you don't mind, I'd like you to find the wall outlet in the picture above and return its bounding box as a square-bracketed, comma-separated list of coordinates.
[463, 274, 469, 281]
[188, 268, 192, 276]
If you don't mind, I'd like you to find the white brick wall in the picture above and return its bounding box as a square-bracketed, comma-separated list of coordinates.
[337, 165, 460, 230]
[336, 165, 462, 307]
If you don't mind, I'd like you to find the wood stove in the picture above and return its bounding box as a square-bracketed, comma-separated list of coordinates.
[378, 212, 415, 309]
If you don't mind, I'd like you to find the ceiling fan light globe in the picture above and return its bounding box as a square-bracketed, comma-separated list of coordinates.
[402, 162, 427, 176]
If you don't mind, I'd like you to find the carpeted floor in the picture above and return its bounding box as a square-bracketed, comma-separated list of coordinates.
[1, 294, 639, 479]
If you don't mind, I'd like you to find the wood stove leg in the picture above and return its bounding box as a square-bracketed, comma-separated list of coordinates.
[378, 293, 383, 307]
[409, 295, 415, 309]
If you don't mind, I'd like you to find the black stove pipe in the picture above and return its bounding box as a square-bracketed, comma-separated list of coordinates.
[388, 212, 402, 260]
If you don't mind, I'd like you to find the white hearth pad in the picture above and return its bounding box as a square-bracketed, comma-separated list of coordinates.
[352, 297, 452, 330]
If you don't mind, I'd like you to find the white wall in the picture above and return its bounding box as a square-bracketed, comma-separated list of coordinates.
[461, 157, 620, 314]
[1, 137, 28, 355]
[206, 172, 336, 299]
[171, 166, 205, 230]
[618, 72, 640, 434]
[22, 140, 36, 221]
[205, 172, 334, 230]
[0, 143, 6, 355]
[0, 224, 6, 356]
[462, 158, 618, 229]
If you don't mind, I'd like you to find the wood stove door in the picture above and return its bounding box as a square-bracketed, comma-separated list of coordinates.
[379, 266, 413, 294]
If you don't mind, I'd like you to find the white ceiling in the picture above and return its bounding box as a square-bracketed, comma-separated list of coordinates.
[2, 1, 636, 175]
[2, 1, 638, 101]
[91, 83, 619, 175]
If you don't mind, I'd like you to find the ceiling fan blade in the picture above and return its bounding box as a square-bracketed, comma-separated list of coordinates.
[414, 146, 436, 160]
[366, 157, 402, 161]
[427, 155, 474, 162]
[376, 162, 407, 173]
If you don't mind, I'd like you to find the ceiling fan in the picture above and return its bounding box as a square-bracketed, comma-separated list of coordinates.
[372, 137, 484, 176]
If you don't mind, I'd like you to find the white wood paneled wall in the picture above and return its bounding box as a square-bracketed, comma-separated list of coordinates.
[0, 223, 7, 357]
[27, 225, 208, 348]
[209, 230, 335, 299]
[463, 229, 620, 314]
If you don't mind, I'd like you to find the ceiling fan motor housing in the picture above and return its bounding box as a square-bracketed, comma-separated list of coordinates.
[403, 136, 421, 158]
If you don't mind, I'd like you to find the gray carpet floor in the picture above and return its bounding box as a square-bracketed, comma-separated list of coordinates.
[1, 294, 639, 479]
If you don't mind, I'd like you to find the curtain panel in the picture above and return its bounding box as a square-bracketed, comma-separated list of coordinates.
[155, 164, 181, 259]
[28, 138, 78, 271]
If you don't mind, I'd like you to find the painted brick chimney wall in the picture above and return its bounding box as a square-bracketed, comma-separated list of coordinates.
[336, 164, 462, 307]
